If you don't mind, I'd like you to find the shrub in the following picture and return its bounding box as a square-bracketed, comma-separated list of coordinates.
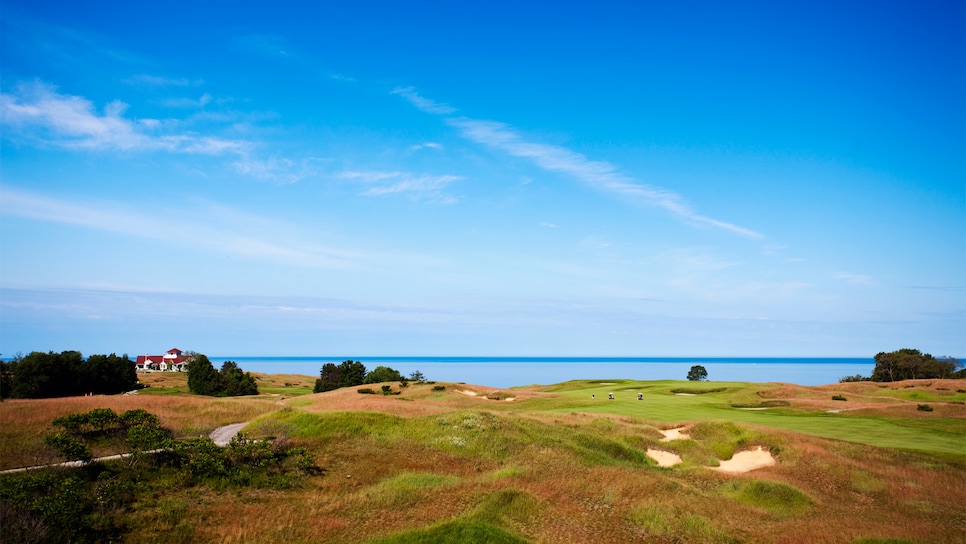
[917, 404, 934, 412]
[364, 365, 403, 384]
[433, 385, 446, 391]
[357, 388, 377, 394]
[832, 395, 847, 401]
[44, 432, 93, 463]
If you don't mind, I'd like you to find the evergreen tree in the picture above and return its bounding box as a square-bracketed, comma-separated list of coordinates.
[187, 354, 222, 395]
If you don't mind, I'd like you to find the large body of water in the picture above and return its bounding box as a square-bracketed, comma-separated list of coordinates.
[209, 357, 875, 388]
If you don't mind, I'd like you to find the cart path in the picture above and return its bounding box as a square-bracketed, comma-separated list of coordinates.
[209, 422, 248, 446]
[0, 422, 249, 474]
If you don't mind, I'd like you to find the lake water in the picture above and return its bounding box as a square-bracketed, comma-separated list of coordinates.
[209, 357, 875, 388]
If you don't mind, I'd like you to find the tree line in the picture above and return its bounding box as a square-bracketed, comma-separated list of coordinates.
[840, 349, 964, 382]
[313, 360, 424, 393]
[0, 351, 138, 399]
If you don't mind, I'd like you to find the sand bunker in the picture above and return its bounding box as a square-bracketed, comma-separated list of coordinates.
[647, 449, 682, 467]
[660, 427, 690, 441]
[458, 390, 478, 396]
[675, 393, 696, 396]
[711, 446, 776, 473]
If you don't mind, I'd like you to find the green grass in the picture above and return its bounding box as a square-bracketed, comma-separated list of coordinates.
[136, 385, 192, 395]
[367, 488, 538, 543]
[544, 381, 966, 458]
[628, 504, 736, 543]
[360, 472, 461, 508]
[670, 387, 729, 394]
[257, 385, 315, 396]
[369, 520, 530, 544]
[723, 479, 813, 519]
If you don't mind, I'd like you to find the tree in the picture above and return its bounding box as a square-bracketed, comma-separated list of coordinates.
[408, 370, 427, 383]
[5, 351, 137, 399]
[11, 351, 83, 398]
[81, 354, 137, 395]
[219, 361, 258, 396]
[314, 363, 343, 393]
[188, 355, 258, 396]
[364, 366, 403, 384]
[313, 360, 368, 392]
[687, 365, 708, 381]
[187, 354, 222, 395]
[338, 360, 367, 388]
[871, 349, 962, 382]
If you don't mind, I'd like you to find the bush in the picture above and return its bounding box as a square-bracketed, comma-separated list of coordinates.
[357, 388, 377, 395]
[839, 374, 869, 383]
[44, 432, 93, 463]
[832, 395, 847, 401]
[917, 404, 934, 412]
[365, 365, 403, 384]
[433, 385, 446, 391]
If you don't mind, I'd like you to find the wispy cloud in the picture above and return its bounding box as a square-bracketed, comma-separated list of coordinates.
[450, 118, 763, 239]
[0, 81, 249, 154]
[233, 156, 327, 184]
[123, 74, 198, 87]
[234, 33, 293, 58]
[391, 87, 457, 115]
[0, 187, 359, 269]
[410, 142, 442, 152]
[159, 93, 213, 109]
[339, 170, 461, 204]
[394, 88, 763, 239]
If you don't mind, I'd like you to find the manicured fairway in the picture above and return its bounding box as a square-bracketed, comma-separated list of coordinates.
[543, 380, 966, 458]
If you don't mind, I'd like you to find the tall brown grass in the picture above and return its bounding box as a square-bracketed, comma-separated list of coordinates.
[0, 394, 280, 469]
[4, 380, 964, 543]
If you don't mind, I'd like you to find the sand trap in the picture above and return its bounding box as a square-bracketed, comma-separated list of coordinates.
[647, 448, 682, 467]
[675, 393, 696, 396]
[660, 427, 690, 442]
[458, 390, 478, 396]
[711, 446, 776, 473]
[504, 397, 516, 402]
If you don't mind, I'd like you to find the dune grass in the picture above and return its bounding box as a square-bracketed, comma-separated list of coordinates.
[2, 377, 963, 543]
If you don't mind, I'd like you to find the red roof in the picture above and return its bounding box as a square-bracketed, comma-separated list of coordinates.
[135, 355, 164, 364]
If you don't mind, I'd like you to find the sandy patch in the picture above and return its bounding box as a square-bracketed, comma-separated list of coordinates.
[736, 407, 769, 410]
[647, 448, 682, 467]
[597, 382, 616, 385]
[660, 427, 690, 442]
[675, 393, 696, 396]
[458, 390, 478, 396]
[504, 397, 516, 402]
[711, 446, 776, 473]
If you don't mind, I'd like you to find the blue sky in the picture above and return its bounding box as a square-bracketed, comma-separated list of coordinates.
[1, 0, 963, 358]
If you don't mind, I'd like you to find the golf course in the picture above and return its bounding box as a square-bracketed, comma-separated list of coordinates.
[1, 372, 964, 543]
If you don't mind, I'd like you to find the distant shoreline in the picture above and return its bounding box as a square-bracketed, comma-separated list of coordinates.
[205, 357, 878, 389]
